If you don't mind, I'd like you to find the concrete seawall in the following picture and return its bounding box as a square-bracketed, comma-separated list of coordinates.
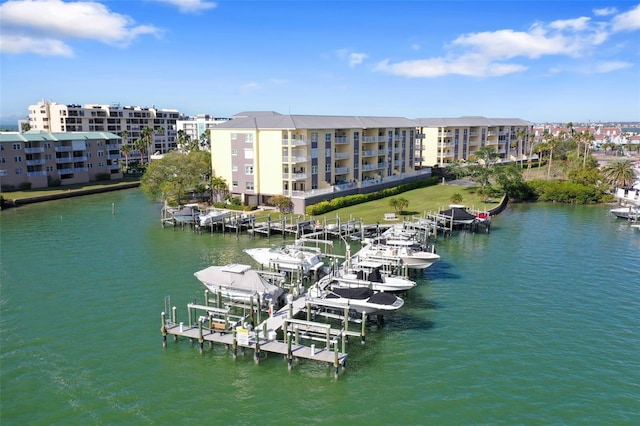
[4, 182, 140, 207]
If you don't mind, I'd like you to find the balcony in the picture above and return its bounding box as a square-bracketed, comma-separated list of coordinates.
[73, 156, 87, 162]
[107, 144, 120, 150]
[57, 168, 73, 174]
[376, 162, 387, 169]
[56, 157, 72, 164]
[55, 146, 73, 152]
[362, 164, 376, 171]
[282, 139, 306, 147]
[361, 150, 377, 157]
[282, 172, 308, 180]
[26, 159, 46, 166]
[282, 155, 309, 163]
[108, 154, 120, 160]
[393, 160, 403, 166]
[74, 167, 89, 173]
[334, 152, 350, 159]
[25, 147, 45, 154]
[335, 167, 349, 174]
[27, 171, 47, 177]
[334, 137, 349, 145]
[108, 164, 121, 170]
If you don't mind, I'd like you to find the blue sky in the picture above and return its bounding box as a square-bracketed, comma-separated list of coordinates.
[1, 0, 639, 125]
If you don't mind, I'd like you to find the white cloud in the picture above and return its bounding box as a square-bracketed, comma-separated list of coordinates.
[348, 52, 367, 67]
[611, 3, 640, 32]
[0, 34, 73, 56]
[239, 82, 260, 94]
[0, 0, 160, 56]
[153, 0, 217, 14]
[336, 49, 368, 67]
[592, 61, 634, 73]
[411, 43, 421, 51]
[593, 7, 617, 17]
[375, 7, 637, 79]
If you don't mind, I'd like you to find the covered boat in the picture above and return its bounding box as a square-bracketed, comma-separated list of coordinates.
[307, 284, 404, 315]
[193, 264, 285, 308]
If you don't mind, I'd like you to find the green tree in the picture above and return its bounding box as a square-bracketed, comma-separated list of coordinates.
[21, 122, 31, 132]
[450, 192, 463, 204]
[475, 146, 499, 168]
[495, 163, 534, 201]
[139, 126, 154, 164]
[140, 150, 211, 205]
[199, 129, 211, 151]
[601, 159, 636, 189]
[389, 197, 409, 214]
[210, 175, 229, 203]
[268, 195, 294, 213]
[120, 143, 132, 170]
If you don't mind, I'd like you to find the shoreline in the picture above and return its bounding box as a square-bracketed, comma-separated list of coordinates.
[1, 182, 140, 208]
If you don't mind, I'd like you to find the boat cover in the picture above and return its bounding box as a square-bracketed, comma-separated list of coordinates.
[368, 291, 400, 305]
[327, 287, 374, 300]
[194, 264, 283, 295]
[439, 207, 477, 223]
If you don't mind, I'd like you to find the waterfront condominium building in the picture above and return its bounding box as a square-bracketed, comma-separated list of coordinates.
[414, 117, 534, 167]
[27, 100, 182, 158]
[0, 130, 122, 190]
[176, 114, 231, 150]
[209, 111, 431, 214]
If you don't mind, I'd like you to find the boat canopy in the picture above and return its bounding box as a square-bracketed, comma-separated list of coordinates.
[194, 264, 282, 295]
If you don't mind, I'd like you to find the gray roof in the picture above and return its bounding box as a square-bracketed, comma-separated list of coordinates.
[0, 130, 121, 143]
[216, 111, 421, 130]
[414, 116, 532, 127]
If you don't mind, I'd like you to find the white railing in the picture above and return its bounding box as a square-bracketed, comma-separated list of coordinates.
[335, 167, 349, 174]
[57, 168, 73, 174]
[334, 152, 350, 159]
[55, 146, 73, 152]
[25, 147, 45, 154]
[26, 159, 46, 166]
[27, 171, 47, 177]
[362, 150, 377, 156]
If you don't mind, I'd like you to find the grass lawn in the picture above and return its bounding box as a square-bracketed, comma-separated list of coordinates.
[255, 182, 498, 224]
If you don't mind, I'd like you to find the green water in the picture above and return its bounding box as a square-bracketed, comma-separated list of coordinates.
[1, 190, 639, 425]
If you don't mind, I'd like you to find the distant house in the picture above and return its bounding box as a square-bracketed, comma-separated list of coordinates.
[0, 130, 122, 190]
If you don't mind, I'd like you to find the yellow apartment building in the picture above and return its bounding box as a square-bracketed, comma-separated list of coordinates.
[210, 112, 432, 214]
[414, 117, 533, 167]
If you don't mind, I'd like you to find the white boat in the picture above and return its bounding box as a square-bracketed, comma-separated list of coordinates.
[355, 240, 440, 270]
[199, 208, 232, 226]
[307, 284, 404, 315]
[332, 260, 416, 292]
[243, 242, 325, 275]
[193, 264, 285, 308]
[610, 205, 640, 219]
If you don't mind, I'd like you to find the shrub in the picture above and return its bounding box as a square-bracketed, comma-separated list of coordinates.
[95, 173, 111, 181]
[18, 182, 32, 190]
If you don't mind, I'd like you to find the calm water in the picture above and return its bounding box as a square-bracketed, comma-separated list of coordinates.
[1, 190, 639, 425]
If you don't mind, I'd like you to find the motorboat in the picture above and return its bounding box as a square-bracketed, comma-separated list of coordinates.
[193, 264, 285, 308]
[355, 240, 440, 270]
[199, 208, 232, 226]
[610, 205, 640, 219]
[307, 283, 404, 315]
[243, 242, 326, 275]
[331, 260, 416, 292]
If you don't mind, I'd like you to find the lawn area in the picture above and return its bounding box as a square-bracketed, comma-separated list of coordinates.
[255, 182, 498, 223]
[1, 178, 140, 201]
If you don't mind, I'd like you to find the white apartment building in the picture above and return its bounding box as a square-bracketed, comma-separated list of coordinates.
[414, 117, 534, 167]
[176, 114, 230, 149]
[210, 111, 432, 214]
[0, 130, 122, 190]
[27, 100, 182, 157]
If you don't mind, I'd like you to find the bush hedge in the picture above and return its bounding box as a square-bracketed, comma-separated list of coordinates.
[305, 176, 439, 215]
[528, 179, 604, 204]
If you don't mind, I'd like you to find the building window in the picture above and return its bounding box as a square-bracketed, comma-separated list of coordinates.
[311, 148, 318, 158]
[232, 165, 238, 172]
[97, 151, 105, 157]
[12, 143, 21, 150]
[88, 163, 93, 168]
[232, 180, 238, 187]
[231, 133, 237, 140]
[244, 148, 254, 159]
[311, 165, 317, 174]
[246, 182, 254, 190]
[231, 149, 237, 156]
[325, 164, 331, 172]
[46, 166, 54, 172]
[325, 133, 331, 142]
[325, 148, 331, 157]
[311, 133, 318, 143]
[245, 165, 254, 175]
[14, 156, 22, 162]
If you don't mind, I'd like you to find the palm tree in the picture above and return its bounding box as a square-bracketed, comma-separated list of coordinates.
[134, 138, 146, 165]
[601, 159, 636, 189]
[199, 129, 211, 151]
[177, 130, 192, 152]
[141, 126, 154, 163]
[546, 137, 557, 180]
[210, 176, 229, 203]
[516, 128, 527, 167]
[156, 126, 165, 154]
[120, 143, 132, 170]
